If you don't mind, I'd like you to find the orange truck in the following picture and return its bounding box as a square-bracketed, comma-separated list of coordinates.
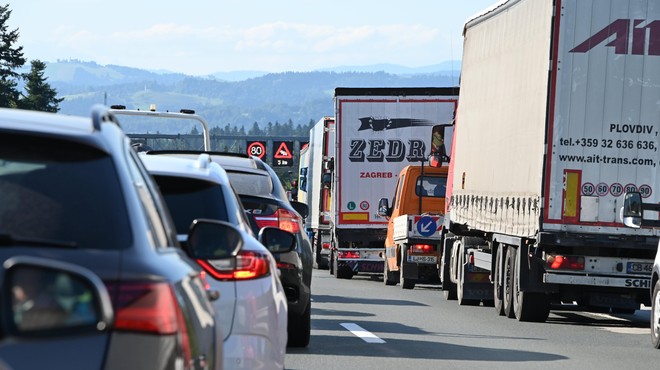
[378, 163, 448, 289]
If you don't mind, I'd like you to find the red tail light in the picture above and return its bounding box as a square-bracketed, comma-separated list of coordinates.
[338, 250, 360, 259]
[197, 251, 271, 281]
[322, 242, 330, 250]
[411, 244, 434, 253]
[105, 280, 192, 366]
[546, 255, 585, 270]
[253, 208, 301, 234]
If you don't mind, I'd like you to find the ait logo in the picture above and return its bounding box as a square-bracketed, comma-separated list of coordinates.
[570, 19, 660, 55]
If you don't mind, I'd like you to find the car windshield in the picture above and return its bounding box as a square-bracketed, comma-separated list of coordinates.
[0, 133, 132, 249]
[225, 171, 273, 197]
[153, 175, 229, 233]
[416, 175, 447, 197]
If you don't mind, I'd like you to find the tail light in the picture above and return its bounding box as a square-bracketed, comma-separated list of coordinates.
[105, 281, 192, 366]
[322, 242, 331, 250]
[338, 250, 360, 259]
[253, 208, 301, 234]
[197, 251, 271, 281]
[411, 244, 434, 253]
[546, 255, 585, 270]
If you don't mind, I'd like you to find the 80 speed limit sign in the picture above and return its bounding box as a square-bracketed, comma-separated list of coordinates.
[247, 141, 266, 159]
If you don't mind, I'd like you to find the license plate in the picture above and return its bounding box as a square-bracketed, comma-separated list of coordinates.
[407, 255, 437, 264]
[627, 262, 652, 274]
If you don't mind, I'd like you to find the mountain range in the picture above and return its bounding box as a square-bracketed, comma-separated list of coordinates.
[34, 59, 462, 134]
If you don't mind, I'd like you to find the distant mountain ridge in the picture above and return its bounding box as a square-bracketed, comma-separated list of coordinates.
[34, 60, 461, 133]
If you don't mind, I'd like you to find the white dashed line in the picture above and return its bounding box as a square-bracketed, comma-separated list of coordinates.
[340, 323, 386, 343]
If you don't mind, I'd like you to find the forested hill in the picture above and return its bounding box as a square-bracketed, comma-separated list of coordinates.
[44, 60, 460, 134]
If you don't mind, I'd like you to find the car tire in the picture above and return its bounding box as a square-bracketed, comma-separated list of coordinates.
[287, 299, 311, 348]
[652, 280, 660, 349]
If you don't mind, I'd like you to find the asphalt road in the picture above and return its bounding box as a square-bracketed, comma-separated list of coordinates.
[285, 269, 658, 370]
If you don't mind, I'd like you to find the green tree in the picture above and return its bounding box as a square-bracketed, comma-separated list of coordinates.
[0, 4, 26, 108]
[20, 59, 63, 112]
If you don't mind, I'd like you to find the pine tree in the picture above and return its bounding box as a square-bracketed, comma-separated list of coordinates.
[0, 4, 26, 108]
[20, 59, 64, 112]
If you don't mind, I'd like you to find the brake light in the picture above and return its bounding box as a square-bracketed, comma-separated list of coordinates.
[197, 251, 271, 281]
[105, 280, 193, 366]
[322, 242, 330, 250]
[546, 255, 585, 270]
[338, 250, 360, 259]
[253, 208, 301, 234]
[411, 244, 434, 253]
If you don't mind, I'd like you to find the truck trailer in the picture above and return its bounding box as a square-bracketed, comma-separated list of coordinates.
[443, 0, 660, 321]
[322, 87, 459, 279]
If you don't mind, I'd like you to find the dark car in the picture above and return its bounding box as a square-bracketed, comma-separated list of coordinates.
[0, 106, 223, 370]
[147, 151, 313, 348]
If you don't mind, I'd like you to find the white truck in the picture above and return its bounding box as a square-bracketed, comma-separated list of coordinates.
[442, 0, 660, 321]
[322, 87, 459, 279]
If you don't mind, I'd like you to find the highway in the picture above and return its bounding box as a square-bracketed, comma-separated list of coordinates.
[285, 269, 656, 370]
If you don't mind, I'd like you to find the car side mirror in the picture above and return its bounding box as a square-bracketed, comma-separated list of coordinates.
[290, 201, 309, 218]
[258, 227, 296, 254]
[186, 219, 243, 259]
[3, 256, 114, 335]
[322, 173, 332, 189]
[622, 192, 643, 228]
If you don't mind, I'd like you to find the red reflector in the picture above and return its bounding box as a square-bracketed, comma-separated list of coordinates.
[338, 250, 360, 259]
[322, 243, 331, 249]
[547, 255, 585, 270]
[197, 251, 271, 281]
[105, 281, 180, 335]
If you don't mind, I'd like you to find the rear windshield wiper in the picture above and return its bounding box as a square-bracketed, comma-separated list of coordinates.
[0, 234, 78, 248]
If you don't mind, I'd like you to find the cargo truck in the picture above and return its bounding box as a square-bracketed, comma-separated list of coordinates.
[442, 0, 660, 321]
[378, 163, 449, 289]
[319, 87, 458, 279]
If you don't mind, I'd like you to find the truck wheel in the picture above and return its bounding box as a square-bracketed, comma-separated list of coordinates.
[334, 253, 352, 279]
[441, 239, 457, 300]
[503, 247, 516, 318]
[384, 260, 397, 286]
[512, 249, 550, 322]
[457, 239, 479, 306]
[652, 281, 660, 349]
[400, 247, 415, 289]
[329, 250, 335, 275]
[493, 246, 505, 316]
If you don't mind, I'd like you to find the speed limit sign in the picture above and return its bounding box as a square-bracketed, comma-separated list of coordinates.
[247, 141, 266, 159]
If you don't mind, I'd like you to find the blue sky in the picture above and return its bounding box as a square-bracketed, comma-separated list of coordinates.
[8, 0, 498, 76]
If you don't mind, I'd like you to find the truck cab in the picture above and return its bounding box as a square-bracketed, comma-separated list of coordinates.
[378, 164, 448, 289]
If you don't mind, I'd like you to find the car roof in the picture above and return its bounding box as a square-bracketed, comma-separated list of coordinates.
[139, 153, 231, 185]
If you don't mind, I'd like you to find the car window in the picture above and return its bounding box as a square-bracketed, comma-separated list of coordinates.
[415, 175, 447, 198]
[0, 133, 132, 250]
[153, 175, 229, 234]
[225, 171, 273, 197]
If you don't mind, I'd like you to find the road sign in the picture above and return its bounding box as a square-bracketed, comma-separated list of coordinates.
[416, 216, 438, 237]
[273, 141, 293, 167]
[247, 141, 266, 159]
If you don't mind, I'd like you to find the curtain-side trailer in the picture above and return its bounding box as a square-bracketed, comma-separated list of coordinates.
[444, 0, 660, 321]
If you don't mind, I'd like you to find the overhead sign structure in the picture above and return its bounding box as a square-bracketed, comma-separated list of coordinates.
[247, 141, 266, 159]
[273, 141, 293, 167]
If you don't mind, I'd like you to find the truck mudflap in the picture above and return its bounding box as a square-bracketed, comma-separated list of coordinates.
[462, 265, 493, 300]
[543, 273, 651, 289]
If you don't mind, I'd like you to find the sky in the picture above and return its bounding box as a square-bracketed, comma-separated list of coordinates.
[8, 0, 498, 76]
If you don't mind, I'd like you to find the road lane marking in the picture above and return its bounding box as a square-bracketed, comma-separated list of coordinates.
[340, 323, 386, 343]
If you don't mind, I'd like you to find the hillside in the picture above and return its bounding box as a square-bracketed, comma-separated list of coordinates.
[43, 60, 461, 133]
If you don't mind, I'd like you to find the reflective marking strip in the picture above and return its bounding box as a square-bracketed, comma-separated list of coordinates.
[340, 323, 385, 343]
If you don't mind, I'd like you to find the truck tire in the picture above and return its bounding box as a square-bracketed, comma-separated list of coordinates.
[329, 250, 335, 275]
[652, 280, 660, 349]
[384, 260, 397, 286]
[334, 252, 352, 279]
[512, 248, 550, 322]
[493, 246, 505, 315]
[503, 247, 516, 318]
[400, 247, 415, 289]
[441, 238, 457, 300]
[457, 239, 479, 305]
